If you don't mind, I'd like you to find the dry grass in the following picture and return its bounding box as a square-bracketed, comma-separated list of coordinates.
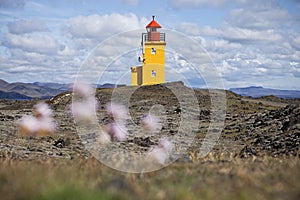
[0, 156, 299, 200]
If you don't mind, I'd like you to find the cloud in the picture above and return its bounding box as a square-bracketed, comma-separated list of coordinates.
[10, 49, 46, 64]
[291, 63, 300, 77]
[220, 52, 293, 84]
[168, 0, 244, 9]
[290, 35, 300, 51]
[221, 26, 282, 44]
[118, 0, 139, 6]
[65, 13, 146, 39]
[57, 46, 78, 56]
[225, 4, 293, 30]
[0, 0, 25, 9]
[7, 19, 49, 34]
[206, 39, 242, 53]
[0, 49, 79, 83]
[177, 22, 202, 36]
[4, 33, 63, 54]
[171, 1, 299, 89]
[62, 13, 148, 53]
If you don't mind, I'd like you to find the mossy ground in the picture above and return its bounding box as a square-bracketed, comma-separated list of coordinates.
[0, 156, 299, 200]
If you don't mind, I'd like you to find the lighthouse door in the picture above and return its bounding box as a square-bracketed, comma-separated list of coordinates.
[137, 67, 142, 85]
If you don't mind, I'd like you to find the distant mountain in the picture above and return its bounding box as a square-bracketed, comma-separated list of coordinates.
[0, 91, 31, 100]
[33, 82, 71, 91]
[93, 83, 126, 88]
[230, 86, 300, 99]
[0, 79, 126, 100]
[0, 79, 70, 100]
[0, 79, 8, 87]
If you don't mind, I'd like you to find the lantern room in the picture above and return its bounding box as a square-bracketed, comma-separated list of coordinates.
[142, 16, 166, 44]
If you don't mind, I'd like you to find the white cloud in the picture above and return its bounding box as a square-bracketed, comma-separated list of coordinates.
[168, 0, 243, 9]
[0, 48, 80, 83]
[176, 22, 202, 36]
[177, 22, 220, 37]
[65, 13, 146, 39]
[221, 26, 282, 44]
[205, 39, 242, 52]
[290, 61, 299, 66]
[62, 13, 149, 53]
[7, 65, 42, 73]
[290, 35, 300, 51]
[10, 49, 46, 63]
[255, 67, 268, 73]
[0, 0, 25, 9]
[226, 4, 292, 30]
[57, 46, 77, 56]
[4, 33, 63, 54]
[171, 1, 297, 89]
[7, 19, 48, 34]
[118, 0, 139, 6]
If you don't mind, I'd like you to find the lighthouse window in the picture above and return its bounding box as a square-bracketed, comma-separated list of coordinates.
[151, 70, 156, 77]
[151, 48, 156, 54]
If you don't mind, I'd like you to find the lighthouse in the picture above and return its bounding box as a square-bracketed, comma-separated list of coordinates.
[131, 16, 166, 86]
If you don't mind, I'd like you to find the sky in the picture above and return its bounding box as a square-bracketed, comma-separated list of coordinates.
[0, 0, 299, 90]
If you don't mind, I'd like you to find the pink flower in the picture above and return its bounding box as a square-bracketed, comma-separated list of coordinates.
[157, 138, 173, 151]
[17, 102, 56, 136]
[38, 117, 56, 136]
[98, 126, 111, 145]
[148, 138, 174, 165]
[106, 122, 128, 142]
[105, 102, 128, 121]
[71, 98, 98, 123]
[141, 114, 162, 133]
[148, 148, 169, 165]
[71, 82, 98, 123]
[17, 115, 40, 136]
[34, 102, 52, 118]
[72, 82, 94, 98]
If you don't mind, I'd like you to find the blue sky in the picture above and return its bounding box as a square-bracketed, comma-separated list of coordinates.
[0, 0, 299, 89]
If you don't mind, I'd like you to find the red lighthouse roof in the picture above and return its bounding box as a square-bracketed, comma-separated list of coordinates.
[146, 16, 162, 28]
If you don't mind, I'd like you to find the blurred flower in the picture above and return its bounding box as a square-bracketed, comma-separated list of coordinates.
[157, 138, 173, 151]
[33, 102, 52, 118]
[71, 98, 98, 123]
[148, 138, 174, 165]
[38, 117, 56, 136]
[103, 102, 129, 142]
[105, 102, 128, 121]
[17, 115, 40, 136]
[106, 122, 128, 142]
[71, 82, 98, 123]
[141, 114, 162, 133]
[98, 126, 111, 145]
[72, 82, 94, 99]
[17, 102, 56, 137]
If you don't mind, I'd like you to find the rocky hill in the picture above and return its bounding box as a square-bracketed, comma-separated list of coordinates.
[0, 82, 299, 161]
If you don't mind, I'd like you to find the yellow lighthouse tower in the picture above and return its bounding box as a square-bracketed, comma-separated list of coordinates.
[131, 16, 166, 86]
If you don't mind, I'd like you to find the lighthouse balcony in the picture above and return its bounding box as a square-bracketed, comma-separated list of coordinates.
[142, 32, 165, 42]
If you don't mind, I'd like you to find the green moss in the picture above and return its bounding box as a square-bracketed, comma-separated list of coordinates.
[0, 157, 299, 200]
[35, 185, 122, 200]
